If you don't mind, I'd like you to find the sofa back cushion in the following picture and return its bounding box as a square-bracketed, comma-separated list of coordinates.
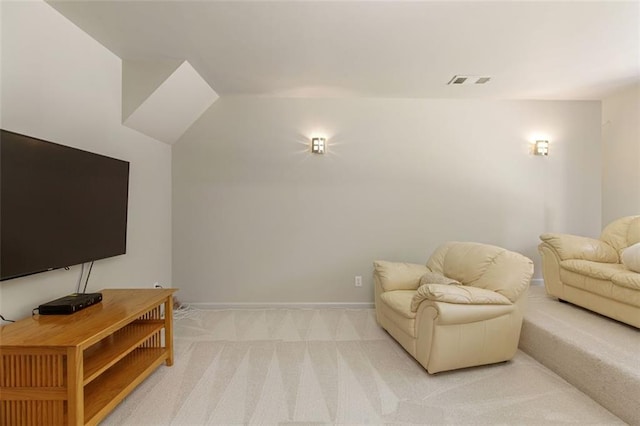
[426, 242, 534, 302]
[600, 215, 640, 254]
[621, 243, 640, 273]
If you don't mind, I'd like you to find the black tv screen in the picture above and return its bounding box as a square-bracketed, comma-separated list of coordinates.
[0, 129, 130, 281]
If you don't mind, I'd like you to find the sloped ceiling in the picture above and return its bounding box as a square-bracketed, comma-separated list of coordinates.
[122, 60, 219, 144]
[48, 0, 640, 100]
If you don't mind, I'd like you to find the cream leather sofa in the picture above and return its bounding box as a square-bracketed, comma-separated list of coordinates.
[374, 242, 534, 374]
[539, 215, 640, 328]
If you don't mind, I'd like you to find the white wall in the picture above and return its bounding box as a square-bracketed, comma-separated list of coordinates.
[173, 97, 602, 305]
[0, 1, 608, 312]
[0, 1, 172, 320]
[602, 83, 640, 226]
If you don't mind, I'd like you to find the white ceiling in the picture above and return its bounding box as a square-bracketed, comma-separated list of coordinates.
[48, 0, 640, 100]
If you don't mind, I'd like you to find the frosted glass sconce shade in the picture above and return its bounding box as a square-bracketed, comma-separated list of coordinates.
[311, 137, 326, 154]
[534, 140, 549, 156]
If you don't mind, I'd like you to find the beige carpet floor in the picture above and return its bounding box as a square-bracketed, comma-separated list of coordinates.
[102, 306, 622, 425]
[520, 284, 640, 424]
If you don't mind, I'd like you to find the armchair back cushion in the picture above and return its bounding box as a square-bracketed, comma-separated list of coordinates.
[426, 242, 533, 302]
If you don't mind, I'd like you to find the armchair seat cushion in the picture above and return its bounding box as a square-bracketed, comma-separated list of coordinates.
[419, 271, 460, 286]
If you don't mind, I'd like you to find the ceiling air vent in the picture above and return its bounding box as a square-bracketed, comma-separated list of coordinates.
[447, 75, 491, 85]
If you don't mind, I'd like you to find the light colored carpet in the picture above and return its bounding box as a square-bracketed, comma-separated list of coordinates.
[103, 307, 622, 425]
[520, 284, 640, 425]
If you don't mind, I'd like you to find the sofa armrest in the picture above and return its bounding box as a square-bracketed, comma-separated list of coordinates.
[539, 233, 619, 263]
[373, 260, 428, 292]
[411, 284, 511, 312]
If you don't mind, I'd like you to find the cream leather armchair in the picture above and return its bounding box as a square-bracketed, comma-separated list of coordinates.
[374, 242, 534, 374]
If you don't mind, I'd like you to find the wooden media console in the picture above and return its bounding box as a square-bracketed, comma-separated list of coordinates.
[0, 288, 177, 425]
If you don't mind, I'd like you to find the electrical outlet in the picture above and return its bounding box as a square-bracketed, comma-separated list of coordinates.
[355, 276, 362, 287]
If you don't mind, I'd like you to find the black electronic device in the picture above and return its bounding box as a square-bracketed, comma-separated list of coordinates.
[38, 292, 103, 315]
[0, 129, 130, 281]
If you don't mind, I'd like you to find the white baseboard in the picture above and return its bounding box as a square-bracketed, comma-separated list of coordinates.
[187, 281, 545, 310]
[187, 302, 375, 310]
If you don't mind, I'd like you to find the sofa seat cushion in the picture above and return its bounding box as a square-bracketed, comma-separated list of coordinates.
[611, 270, 640, 291]
[560, 259, 627, 280]
[559, 267, 640, 308]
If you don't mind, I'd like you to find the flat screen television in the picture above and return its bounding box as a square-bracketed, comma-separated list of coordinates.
[0, 129, 130, 281]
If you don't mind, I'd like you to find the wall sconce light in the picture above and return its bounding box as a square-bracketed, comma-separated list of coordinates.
[534, 140, 549, 156]
[311, 137, 326, 154]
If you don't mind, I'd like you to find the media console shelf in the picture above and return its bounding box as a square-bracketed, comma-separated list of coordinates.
[0, 288, 177, 426]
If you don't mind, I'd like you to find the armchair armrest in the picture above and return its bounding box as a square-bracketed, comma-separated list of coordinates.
[411, 284, 511, 312]
[417, 300, 515, 325]
[539, 233, 619, 263]
[373, 260, 428, 292]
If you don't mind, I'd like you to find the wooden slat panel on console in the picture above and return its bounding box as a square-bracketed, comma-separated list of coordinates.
[0, 289, 177, 426]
